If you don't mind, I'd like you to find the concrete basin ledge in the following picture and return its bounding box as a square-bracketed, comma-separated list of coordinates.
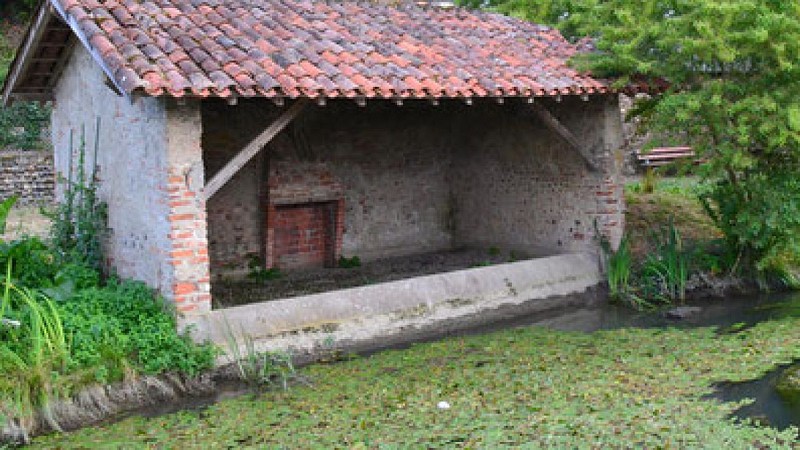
[192, 252, 602, 359]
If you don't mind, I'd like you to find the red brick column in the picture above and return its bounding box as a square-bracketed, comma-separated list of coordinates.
[594, 175, 624, 249]
[164, 100, 212, 318]
[167, 172, 211, 315]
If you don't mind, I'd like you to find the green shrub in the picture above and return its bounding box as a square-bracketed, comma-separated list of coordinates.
[0, 237, 59, 288]
[338, 255, 361, 269]
[59, 280, 216, 379]
[0, 189, 217, 437]
[0, 102, 50, 150]
[699, 169, 800, 279]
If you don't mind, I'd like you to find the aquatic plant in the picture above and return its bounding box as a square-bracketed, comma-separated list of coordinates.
[220, 315, 299, 390]
[603, 234, 632, 301]
[600, 234, 652, 309]
[30, 307, 800, 448]
[643, 218, 688, 303]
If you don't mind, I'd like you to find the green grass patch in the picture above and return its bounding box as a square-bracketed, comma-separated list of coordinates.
[32, 313, 800, 448]
[625, 177, 721, 259]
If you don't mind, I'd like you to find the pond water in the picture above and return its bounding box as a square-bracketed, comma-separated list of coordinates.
[462, 291, 800, 429]
[139, 291, 800, 428]
[473, 290, 800, 335]
[714, 363, 800, 430]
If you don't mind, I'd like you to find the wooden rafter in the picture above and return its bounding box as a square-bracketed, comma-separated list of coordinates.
[529, 103, 598, 171]
[1, 4, 53, 105]
[201, 99, 308, 201]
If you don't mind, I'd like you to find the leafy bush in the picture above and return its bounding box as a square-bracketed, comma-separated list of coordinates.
[0, 177, 216, 438]
[0, 102, 50, 150]
[0, 237, 59, 288]
[337, 255, 361, 269]
[59, 280, 216, 380]
[699, 168, 800, 280]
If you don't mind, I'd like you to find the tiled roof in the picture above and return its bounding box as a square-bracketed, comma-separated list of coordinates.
[55, 0, 611, 99]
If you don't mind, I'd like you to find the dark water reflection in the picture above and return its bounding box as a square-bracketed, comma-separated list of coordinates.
[485, 291, 800, 334]
[714, 363, 800, 431]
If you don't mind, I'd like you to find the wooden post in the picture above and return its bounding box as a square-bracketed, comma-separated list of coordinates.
[202, 99, 307, 201]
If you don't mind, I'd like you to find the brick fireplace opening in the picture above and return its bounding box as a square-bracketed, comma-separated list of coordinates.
[267, 200, 344, 269]
[263, 162, 345, 271]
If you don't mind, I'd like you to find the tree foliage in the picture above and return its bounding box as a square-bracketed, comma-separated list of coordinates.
[1, 13, 50, 151]
[465, 0, 800, 276]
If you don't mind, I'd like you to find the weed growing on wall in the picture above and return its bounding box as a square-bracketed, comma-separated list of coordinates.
[48, 122, 106, 271]
[246, 254, 281, 282]
[338, 255, 361, 269]
[221, 315, 303, 390]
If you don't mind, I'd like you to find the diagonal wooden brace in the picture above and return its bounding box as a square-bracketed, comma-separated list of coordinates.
[202, 99, 307, 201]
[529, 103, 598, 171]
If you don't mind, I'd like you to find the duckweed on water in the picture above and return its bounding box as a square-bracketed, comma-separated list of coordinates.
[34, 315, 800, 448]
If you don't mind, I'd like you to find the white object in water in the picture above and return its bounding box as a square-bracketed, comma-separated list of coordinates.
[1, 318, 21, 328]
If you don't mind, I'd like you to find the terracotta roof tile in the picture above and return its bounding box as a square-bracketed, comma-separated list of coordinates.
[53, 0, 610, 99]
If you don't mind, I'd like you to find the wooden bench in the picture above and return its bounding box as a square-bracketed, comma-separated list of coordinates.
[635, 146, 696, 167]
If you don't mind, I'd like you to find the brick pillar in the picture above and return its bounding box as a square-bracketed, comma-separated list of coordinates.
[164, 99, 212, 319]
[595, 95, 625, 250]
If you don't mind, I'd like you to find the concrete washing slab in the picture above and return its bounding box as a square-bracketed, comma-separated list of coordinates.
[191, 252, 604, 359]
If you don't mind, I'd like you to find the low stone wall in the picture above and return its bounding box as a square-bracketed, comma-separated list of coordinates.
[0, 150, 54, 205]
[195, 252, 603, 358]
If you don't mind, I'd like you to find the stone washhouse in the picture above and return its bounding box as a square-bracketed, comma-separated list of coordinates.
[3, 0, 627, 354]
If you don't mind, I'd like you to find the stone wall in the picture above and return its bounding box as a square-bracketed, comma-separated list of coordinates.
[51, 46, 211, 318]
[452, 96, 624, 256]
[0, 150, 54, 204]
[204, 97, 624, 279]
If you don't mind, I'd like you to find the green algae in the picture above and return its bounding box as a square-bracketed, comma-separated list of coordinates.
[32, 316, 800, 449]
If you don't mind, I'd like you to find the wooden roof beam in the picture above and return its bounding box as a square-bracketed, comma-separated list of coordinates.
[201, 99, 308, 201]
[2, 3, 55, 105]
[529, 102, 598, 171]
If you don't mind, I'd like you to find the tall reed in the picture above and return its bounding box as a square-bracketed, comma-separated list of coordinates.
[604, 234, 633, 301]
[219, 314, 298, 390]
[643, 218, 688, 302]
[0, 262, 70, 441]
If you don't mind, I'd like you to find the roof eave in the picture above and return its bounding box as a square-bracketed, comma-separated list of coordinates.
[2, 0, 129, 106]
[2, 0, 55, 106]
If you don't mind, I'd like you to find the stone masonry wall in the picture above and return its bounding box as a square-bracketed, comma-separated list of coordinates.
[204, 98, 624, 280]
[203, 101, 454, 277]
[51, 46, 211, 317]
[451, 96, 624, 256]
[0, 150, 54, 204]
